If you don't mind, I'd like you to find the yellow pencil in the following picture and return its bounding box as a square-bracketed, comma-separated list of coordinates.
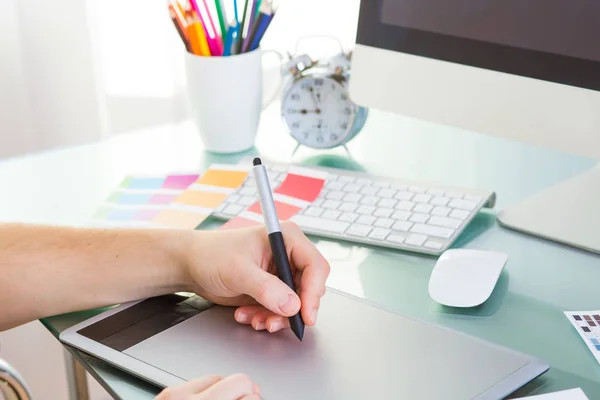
[186, 11, 211, 56]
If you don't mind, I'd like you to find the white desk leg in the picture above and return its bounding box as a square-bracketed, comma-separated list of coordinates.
[64, 350, 89, 400]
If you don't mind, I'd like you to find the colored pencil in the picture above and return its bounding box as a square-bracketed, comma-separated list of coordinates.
[213, 0, 227, 40]
[244, 0, 258, 51]
[201, 0, 223, 53]
[248, 1, 274, 51]
[235, 0, 250, 54]
[222, 21, 238, 56]
[169, 5, 191, 52]
[186, 11, 211, 56]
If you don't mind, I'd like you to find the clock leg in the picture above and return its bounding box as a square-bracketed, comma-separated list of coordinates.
[343, 144, 354, 159]
[291, 142, 302, 156]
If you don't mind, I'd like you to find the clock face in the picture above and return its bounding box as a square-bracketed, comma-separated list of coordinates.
[281, 76, 356, 149]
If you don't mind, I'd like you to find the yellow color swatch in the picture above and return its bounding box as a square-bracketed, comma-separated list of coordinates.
[175, 190, 228, 208]
[197, 169, 248, 189]
[152, 209, 208, 229]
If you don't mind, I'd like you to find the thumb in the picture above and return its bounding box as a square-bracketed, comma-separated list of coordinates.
[230, 265, 300, 317]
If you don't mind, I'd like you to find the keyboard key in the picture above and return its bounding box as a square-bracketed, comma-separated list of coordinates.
[327, 191, 345, 200]
[215, 202, 227, 213]
[449, 209, 470, 220]
[323, 200, 341, 210]
[395, 191, 414, 201]
[449, 199, 478, 211]
[424, 241, 443, 250]
[430, 196, 450, 206]
[339, 212, 359, 223]
[406, 234, 428, 246]
[320, 189, 330, 197]
[326, 173, 339, 181]
[322, 210, 341, 220]
[410, 213, 430, 224]
[305, 207, 324, 217]
[431, 206, 451, 217]
[293, 215, 350, 234]
[411, 224, 454, 239]
[373, 208, 394, 218]
[356, 205, 376, 215]
[429, 216, 462, 229]
[387, 234, 406, 244]
[338, 175, 355, 183]
[244, 179, 255, 187]
[378, 198, 397, 208]
[377, 188, 396, 198]
[409, 186, 427, 193]
[413, 194, 432, 203]
[339, 202, 358, 212]
[344, 193, 362, 203]
[240, 187, 256, 196]
[464, 194, 483, 203]
[268, 172, 280, 182]
[427, 189, 445, 196]
[312, 198, 324, 207]
[360, 196, 380, 206]
[357, 178, 372, 185]
[391, 210, 411, 221]
[374, 218, 394, 228]
[347, 224, 372, 237]
[392, 221, 413, 232]
[373, 181, 390, 188]
[343, 183, 361, 193]
[227, 194, 241, 204]
[392, 183, 408, 191]
[369, 228, 391, 240]
[446, 191, 463, 199]
[357, 215, 376, 225]
[360, 186, 379, 196]
[413, 204, 433, 214]
[239, 196, 255, 206]
[223, 204, 244, 216]
[326, 181, 345, 190]
[396, 201, 415, 211]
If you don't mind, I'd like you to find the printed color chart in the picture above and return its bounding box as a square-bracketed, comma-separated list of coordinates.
[90, 173, 199, 228]
[152, 164, 249, 229]
[565, 310, 600, 364]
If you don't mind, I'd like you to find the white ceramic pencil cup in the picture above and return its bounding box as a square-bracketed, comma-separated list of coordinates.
[184, 48, 282, 154]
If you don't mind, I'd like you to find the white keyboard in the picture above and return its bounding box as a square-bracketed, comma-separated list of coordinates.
[212, 162, 496, 255]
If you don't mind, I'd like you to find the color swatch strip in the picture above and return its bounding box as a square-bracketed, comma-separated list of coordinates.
[220, 166, 326, 230]
[565, 310, 600, 364]
[89, 173, 200, 227]
[151, 164, 250, 229]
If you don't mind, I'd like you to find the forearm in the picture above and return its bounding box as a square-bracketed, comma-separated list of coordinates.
[0, 223, 193, 331]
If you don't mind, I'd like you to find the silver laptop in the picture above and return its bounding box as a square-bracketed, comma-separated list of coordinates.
[59, 288, 548, 399]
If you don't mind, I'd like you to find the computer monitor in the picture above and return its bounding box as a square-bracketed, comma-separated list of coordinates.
[349, 1, 600, 254]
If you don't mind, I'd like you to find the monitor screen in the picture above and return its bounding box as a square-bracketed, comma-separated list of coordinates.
[356, 0, 600, 91]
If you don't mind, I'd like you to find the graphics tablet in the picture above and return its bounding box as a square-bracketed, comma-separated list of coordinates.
[59, 288, 548, 399]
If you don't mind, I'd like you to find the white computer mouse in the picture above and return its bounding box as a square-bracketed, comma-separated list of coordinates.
[428, 249, 509, 307]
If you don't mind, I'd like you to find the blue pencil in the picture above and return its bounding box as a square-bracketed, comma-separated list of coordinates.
[249, 5, 274, 51]
[222, 22, 238, 56]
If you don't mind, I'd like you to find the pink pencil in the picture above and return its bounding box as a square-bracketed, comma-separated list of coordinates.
[189, 0, 220, 55]
[200, 0, 224, 54]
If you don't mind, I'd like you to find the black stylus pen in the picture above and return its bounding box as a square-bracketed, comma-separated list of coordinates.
[252, 157, 305, 341]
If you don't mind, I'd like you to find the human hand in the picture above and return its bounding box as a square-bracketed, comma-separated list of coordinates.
[155, 373, 260, 400]
[182, 221, 330, 333]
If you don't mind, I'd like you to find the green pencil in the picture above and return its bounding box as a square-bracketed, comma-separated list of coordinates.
[214, 0, 226, 39]
[255, 0, 263, 18]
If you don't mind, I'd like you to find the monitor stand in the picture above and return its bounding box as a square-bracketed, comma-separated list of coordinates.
[497, 164, 600, 255]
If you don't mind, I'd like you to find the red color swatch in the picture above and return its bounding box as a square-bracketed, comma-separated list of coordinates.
[220, 217, 261, 230]
[248, 201, 302, 221]
[275, 174, 325, 202]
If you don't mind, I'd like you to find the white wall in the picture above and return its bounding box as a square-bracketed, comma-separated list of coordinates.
[0, 0, 106, 160]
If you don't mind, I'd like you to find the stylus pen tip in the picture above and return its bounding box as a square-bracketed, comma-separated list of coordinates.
[291, 319, 305, 341]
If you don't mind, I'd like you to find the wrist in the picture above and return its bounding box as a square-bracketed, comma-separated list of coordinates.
[160, 229, 197, 293]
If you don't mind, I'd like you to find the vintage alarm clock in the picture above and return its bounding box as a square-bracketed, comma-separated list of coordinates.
[280, 49, 368, 152]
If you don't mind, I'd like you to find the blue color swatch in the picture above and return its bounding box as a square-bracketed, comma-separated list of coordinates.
[123, 177, 164, 190]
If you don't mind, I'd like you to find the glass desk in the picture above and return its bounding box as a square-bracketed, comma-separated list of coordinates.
[1, 106, 599, 399]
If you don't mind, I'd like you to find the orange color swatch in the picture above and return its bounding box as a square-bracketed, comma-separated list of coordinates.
[196, 169, 248, 189]
[174, 190, 228, 208]
[152, 209, 208, 229]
